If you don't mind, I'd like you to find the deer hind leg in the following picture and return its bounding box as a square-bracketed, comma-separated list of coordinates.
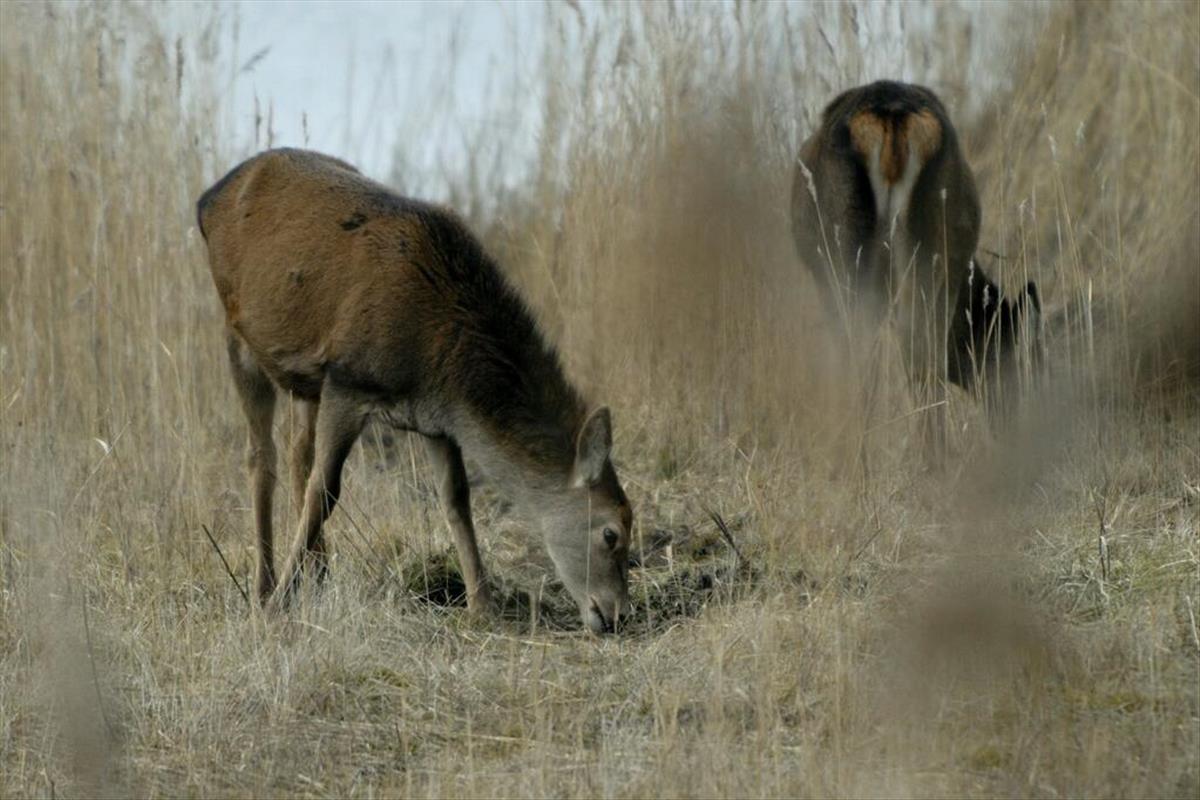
[226, 333, 278, 601]
[269, 386, 365, 609]
[290, 399, 318, 510]
[425, 436, 492, 614]
[288, 398, 324, 579]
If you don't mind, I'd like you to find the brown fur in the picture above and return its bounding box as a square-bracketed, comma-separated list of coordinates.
[848, 113, 892, 180]
[199, 148, 632, 632]
[847, 109, 942, 185]
[906, 108, 943, 166]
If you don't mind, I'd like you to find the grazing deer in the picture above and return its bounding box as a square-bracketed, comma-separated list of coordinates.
[197, 149, 632, 633]
[791, 81, 1041, 449]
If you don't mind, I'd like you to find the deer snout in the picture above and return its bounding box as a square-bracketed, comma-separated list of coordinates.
[585, 593, 626, 635]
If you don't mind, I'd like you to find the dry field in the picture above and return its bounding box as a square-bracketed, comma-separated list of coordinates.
[1, 2, 1197, 797]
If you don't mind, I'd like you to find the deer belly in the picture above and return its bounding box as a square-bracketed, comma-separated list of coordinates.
[374, 397, 447, 437]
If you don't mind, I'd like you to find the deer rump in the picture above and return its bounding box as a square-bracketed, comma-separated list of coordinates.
[791, 80, 1040, 397]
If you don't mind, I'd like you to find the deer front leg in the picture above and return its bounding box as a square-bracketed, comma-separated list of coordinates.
[425, 436, 493, 614]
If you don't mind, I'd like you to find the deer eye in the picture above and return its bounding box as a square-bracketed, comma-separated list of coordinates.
[603, 527, 619, 549]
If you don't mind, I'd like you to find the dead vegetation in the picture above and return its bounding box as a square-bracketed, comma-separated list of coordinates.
[1, 1, 1196, 797]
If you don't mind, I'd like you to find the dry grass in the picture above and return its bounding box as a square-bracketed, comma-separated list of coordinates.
[2, 1, 1197, 797]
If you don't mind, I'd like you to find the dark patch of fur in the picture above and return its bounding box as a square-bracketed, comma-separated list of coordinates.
[339, 212, 367, 231]
[822, 80, 949, 136]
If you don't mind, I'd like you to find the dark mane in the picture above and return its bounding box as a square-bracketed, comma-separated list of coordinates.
[419, 212, 586, 471]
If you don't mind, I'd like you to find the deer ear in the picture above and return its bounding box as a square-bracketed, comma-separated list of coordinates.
[574, 407, 612, 487]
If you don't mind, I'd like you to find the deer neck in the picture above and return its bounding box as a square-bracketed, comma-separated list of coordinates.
[431, 255, 588, 502]
[451, 410, 581, 503]
[444, 335, 586, 501]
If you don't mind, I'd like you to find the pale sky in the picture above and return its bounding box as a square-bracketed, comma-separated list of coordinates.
[174, 0, 547, 184]
[158, 1, 1020, 196]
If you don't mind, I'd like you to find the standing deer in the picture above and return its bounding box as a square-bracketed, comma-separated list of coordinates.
[791, 81, 1040, 451]
[197, 149, 632, 633]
